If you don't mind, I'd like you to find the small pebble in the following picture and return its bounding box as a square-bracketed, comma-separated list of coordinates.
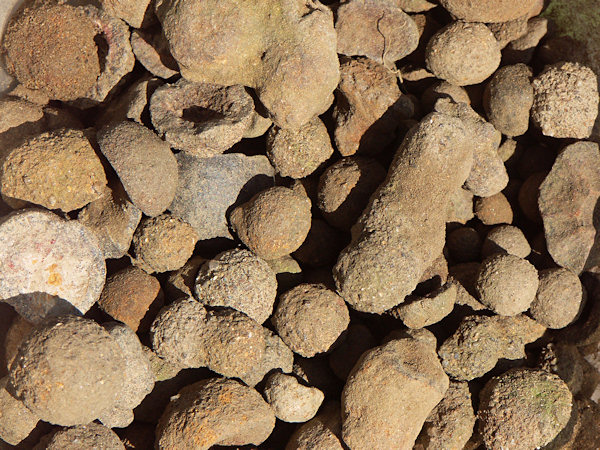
[272, 284, 350, 358]
[530, 268, 584, 329]
[194, 248, 277, 324]
[481, 225, 531, 258]
[474, 192, 514, 225]
[263, 372, 324, 423]
[97, 120, 178, 217]
[230, 186, 312, 260]
[476, 253, 539, 316]
[132, 214, 198, 274]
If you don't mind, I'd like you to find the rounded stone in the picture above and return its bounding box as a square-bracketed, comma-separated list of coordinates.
[483, 64, 533, 137]
[195, 248, 277, 324]
[475, 253, 539, 316]
[39, 423, 124, 450]
[474, 192, 513, 225]
[1, 3, 100, 100]
[479, 369, 572, 450]
[0, 209, 106, 322]
[426, 22, 501, 86]
[150, 79, 254, 156]
[272, 284, 349, 358]
[481, 225, 531, 259]
[96, 121, 178, 217]
[9, 316, 124, 426]
[438, 0, 539, 23]
[529, 268, 583, 329]
[531, 62, 599, 139]
[132, 214, 198, 273]
[230, 187, 312, 260]
[266, 117, 333, 179]
[317, 157, 386, 230]
[98, 266, 164, 333]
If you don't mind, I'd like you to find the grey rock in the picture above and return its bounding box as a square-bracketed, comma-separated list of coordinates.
[169, 153, 274, 241]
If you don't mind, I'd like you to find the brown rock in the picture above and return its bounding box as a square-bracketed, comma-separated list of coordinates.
[539, 142, 600, 273]
[2, 3, 100, 101]
[230, 187, 312, 260]
[474, 192, 513, 225]
[272, 284, 349, 358]
[333, 57, 412, 156]
[1, 129, 107, 212]
[97, 121, 178, 217]
[99, 266, 164, 333]
[317, 156, 386, 230]
[426, 22, 501, 86]
[530, 268, 583, 329]
[156, 378, 275, 449]
[438, 0, 539, 23]
[132, 214, 198, 274]
[335, 0, 419, 66]
[266, 117, 333, 179]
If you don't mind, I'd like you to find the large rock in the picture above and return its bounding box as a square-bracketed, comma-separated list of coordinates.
[155, 0, 339, 129]
[0, 209, 106, 322]
[342, 337, 449, 449]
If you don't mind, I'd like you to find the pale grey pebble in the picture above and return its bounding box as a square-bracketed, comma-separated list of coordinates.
[263, 372, 324, 423]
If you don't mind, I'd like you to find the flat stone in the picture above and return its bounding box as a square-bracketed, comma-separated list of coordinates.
[169, 153, 274, 241]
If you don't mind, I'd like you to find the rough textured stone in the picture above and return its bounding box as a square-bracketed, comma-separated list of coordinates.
[389, 282, 457, 329]
[0, 377, 38, 446]
[263, 372, 324, 423]
[9, 316, 124, 426]
[151, 298, 266, 378]
[415, 381, 476, 450]
[155, 0, 339, 129]
[272, 284, 349, 358]
[99, 266, 164, 333]
[317, 156, 386, 230]
[426, 22, 501, 86]
[438, 314, 546, 381]
[479, 369, 572, 450]
[78, 182, 142, 260]
[481, 225, 531, 258]
[333, 57, 411, 156]
[230, 186, 312, 260]
[38, 423, 125, 450]
[1, 128, 107, 212]
[239, 331, 294, 387]
[539, 142, 600, 273]
[0, 209, 105, 322]
[195, 248, 277, 324]
[334, 113, 473, 313]
[476, 253, 539, 316]
[150, 79, 253, 155]
[130, 29, 179, 79]
[1, 3, 100, 101]
[285, 401, 343, 450]
[484, 64, 533, 136]
[335, 0, 419, 65]
[342, 337, 449, 449]
[156, 378, 275, 449]
[529, 268, 583, 329]
[474, 192, 513, 225]
[164, 255, 205, 299]
[101, 0, 153, 28]
[97, 323, 155, 428]
[97, 121, 178, 217]
[531, 62, 599, 138]
[132, 214, 198, 274]
[438, 0, 539, 22]
[169, 153, 274, 241]
[266, 117, 333, 179]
